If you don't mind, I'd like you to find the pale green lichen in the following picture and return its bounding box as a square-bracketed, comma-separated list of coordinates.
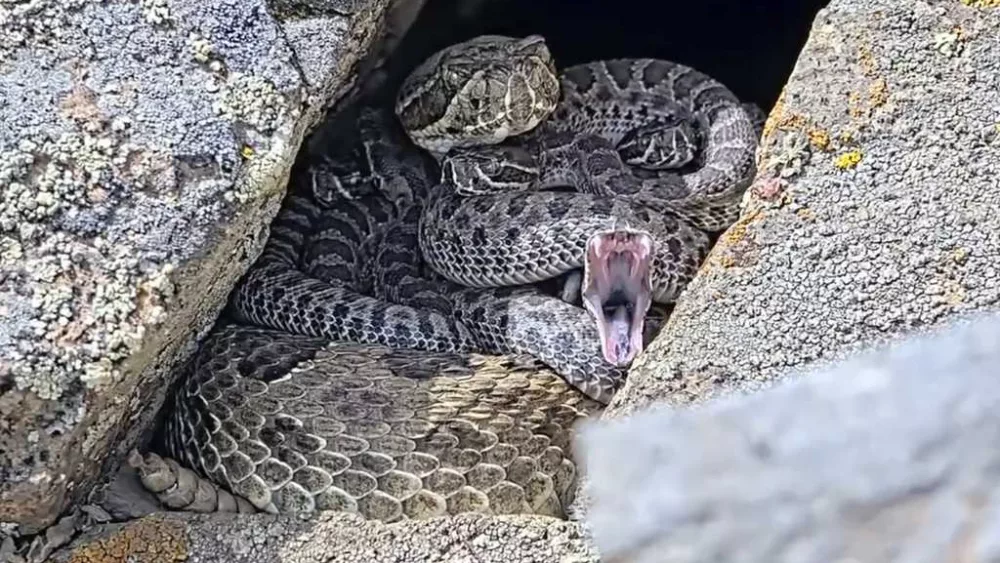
[763, 131, 812, 179]
[188, 31, 228, 93]
[139, 0, 170, 25]
[2, 117, 177, 400]
[213, 72, 289, 134]
[0, 0, 96, 61]
[933, 28, 965, 57]
[0, 236, 24, 262]
[10, 233, 177, 400]
[187, 32, 215, 64]
[0, 128, 128, 234]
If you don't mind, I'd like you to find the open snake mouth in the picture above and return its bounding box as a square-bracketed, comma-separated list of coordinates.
[581, 230, 654, 367]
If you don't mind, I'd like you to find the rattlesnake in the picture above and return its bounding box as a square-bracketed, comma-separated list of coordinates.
[401, 35, 757, 366]
[135, 35, 760, 521]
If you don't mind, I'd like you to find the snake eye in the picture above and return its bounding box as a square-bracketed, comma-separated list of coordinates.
[480, 160, 500, 175]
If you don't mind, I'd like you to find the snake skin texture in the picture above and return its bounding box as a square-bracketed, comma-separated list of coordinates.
[420, 185, 710, 304]
[146, 34, 760, 521]
[228, 107, 627, 402]
[394, 34, 561, 156]
[402, 46, 759, 297]
[159, 324, 601, 519]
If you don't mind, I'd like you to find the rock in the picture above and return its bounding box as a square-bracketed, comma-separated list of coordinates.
[0, 0, 400, 533]
[49, 512, 599, 563]
[611, 0, 1000, 417]
[579, 311, 1000, 563]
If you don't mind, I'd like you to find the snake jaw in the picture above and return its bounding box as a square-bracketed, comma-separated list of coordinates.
[582, 230, 654, 367]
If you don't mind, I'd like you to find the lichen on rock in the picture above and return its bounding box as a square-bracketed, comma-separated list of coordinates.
[213, 73, 291, 135]
[1, 0, 397, 534]
[65, 514, 189, 563]
[0, 0, 95, 62]
[0, 101, 180, 402]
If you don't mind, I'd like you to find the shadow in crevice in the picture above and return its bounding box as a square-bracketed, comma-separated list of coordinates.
[383, 0, 831, 113]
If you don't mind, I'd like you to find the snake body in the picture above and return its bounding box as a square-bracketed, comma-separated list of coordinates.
[402, 36, 757, 365]
[146, 35, 760, 521]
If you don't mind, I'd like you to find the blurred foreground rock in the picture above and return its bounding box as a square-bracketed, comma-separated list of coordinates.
[581, 312, 1000, 563]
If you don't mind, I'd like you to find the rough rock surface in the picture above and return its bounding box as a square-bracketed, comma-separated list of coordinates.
[50, 512, 599, 563]
[611, 0, 1000, 416]
[580, 311, 1000, 563]
[0, 0, 397, 533]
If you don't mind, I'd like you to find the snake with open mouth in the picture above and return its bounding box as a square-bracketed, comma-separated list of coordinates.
[135, 34, 761, 521]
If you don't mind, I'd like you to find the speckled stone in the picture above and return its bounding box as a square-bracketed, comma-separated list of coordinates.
[0, 0, 393, 533]
[49, 511, 600, 563]
[612, 0, 1000, 417]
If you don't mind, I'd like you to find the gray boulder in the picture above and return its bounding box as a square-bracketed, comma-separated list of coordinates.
[580, 311, 1000, 563]
[0, 0, 397, 533]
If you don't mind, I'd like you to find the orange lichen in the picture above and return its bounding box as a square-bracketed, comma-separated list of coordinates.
[761, 90, 809, 141]
[796, 207, 817, 222]
[68, 515, 189, 563]
[857, 43, 879, 77]
[722, 210, 763, 246]
[807, 128, 831, 151]
[847, 91, 865, 118]
[760, 89, 787, 141]
[704, 210, 764, 270]
[842, 41, 891, 120]
[868, 78, 889, 108]
[778, 113, 808, 132]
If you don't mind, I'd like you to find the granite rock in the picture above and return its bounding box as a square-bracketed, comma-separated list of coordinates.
[0, 0, 396, 534]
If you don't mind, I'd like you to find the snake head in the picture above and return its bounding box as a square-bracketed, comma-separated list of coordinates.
[581, 230, 655, 367]
[441, 145, 540, 195]
[394, 35, 560, 156]
[617, 116, 701, 170]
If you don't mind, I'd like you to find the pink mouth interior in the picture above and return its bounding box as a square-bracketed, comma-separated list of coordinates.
[582, 231, 654, 367]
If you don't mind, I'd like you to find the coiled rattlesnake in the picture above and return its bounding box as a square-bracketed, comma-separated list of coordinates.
[134, 34, 760, 521]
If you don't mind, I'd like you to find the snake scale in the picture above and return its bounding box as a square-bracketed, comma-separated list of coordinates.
[136, 34, 761, 522]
